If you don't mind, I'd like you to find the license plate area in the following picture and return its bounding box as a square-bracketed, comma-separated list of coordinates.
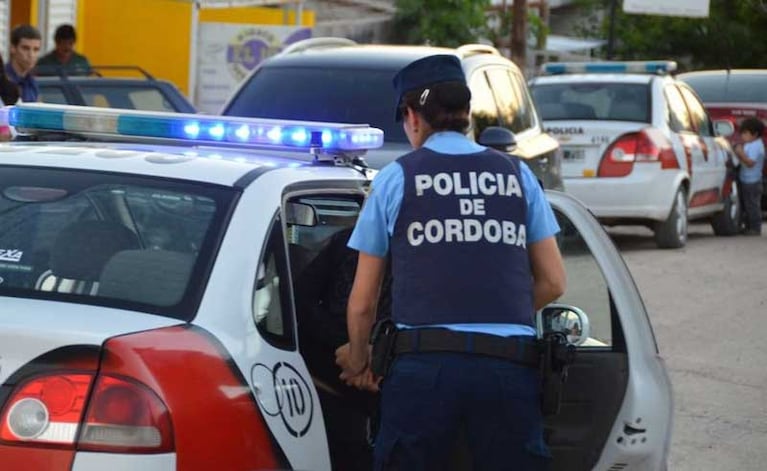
[563, 148, 585, 161]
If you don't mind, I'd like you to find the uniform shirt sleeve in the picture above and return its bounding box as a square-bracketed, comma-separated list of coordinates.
[521, 161, 560, 243]
[347, 162, 404, 257]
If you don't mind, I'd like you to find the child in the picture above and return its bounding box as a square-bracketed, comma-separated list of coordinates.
[734, 117, 766, 236]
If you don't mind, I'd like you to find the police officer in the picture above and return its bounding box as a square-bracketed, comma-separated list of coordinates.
[336, 55, 566, 470]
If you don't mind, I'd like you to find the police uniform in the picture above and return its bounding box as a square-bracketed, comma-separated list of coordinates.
[347, 55, 560, 470]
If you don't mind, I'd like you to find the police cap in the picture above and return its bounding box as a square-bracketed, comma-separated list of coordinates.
[392, 54, 466, 122]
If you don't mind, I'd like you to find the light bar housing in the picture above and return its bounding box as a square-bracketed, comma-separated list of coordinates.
[2, 103, 384, 155]
[541, 60, 677, 75]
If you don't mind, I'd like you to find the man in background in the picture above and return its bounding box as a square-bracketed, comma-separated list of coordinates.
[6, 24, 41, 102]
[37, 24, 91, 76]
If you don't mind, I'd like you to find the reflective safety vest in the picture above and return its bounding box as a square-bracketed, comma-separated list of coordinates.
[391, 147, 534, 326]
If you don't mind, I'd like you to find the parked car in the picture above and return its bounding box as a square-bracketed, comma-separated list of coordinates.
[529, 61, 740, 248]
[0, 103, 671, 471]
[222, 38, 563, 190]
[678, 69, 767, 208]
[36, 65, 196, 113]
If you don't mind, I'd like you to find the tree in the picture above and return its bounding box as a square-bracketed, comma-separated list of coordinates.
[391, 0, 491, 47]
[575, 0, 767, 70]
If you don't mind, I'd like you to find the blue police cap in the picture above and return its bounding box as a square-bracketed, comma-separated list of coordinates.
[392, 54, 466, 122]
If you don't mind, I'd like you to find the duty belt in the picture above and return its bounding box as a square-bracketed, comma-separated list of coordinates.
[393, 328, 541, 367]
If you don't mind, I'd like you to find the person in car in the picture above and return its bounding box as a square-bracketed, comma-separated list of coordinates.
[6, 24, 41, 102]
[733, 117, 765, 236]
[336, 55, 566, 470]
[36, 24, 91, 76]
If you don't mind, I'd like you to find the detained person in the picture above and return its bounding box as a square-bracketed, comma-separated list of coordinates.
[336, 55, 567, 470]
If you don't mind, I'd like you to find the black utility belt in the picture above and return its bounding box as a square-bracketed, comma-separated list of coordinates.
[393, 328, 541, 367]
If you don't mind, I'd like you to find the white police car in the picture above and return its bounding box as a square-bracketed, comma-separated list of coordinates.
[529, 61, 740, 248]
[0, 104, 671, 470]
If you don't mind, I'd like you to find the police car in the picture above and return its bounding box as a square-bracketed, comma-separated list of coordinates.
[0, 103, 671, 471]
[529, 61, 740, 248]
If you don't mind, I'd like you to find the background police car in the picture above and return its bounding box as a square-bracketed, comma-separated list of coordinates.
[0, 104, 671, 471]
[529, 61, 740, 249]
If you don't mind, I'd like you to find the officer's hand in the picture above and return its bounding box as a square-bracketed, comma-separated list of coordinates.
[335, 343, 352, 372]
[344, 367, 381, 393]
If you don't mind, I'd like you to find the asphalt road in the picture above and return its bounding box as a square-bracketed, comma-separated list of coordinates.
[607, 222, 767, 471]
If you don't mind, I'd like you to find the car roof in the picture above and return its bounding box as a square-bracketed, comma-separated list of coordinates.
[36, 76, 178, 87]
[677, 69, 767, 77]
[531, 74, 656, 85]
[0, 142, 361, 187]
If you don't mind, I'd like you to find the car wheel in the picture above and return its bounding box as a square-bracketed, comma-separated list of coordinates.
[711, 180, 741, 236]
[654, 188, 688, 249]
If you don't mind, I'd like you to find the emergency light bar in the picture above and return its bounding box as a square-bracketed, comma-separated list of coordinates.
[2, 103, 384, 154]
[541, 61, 677, 75]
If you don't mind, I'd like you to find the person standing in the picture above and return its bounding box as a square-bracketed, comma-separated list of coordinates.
[6, 24, 42, 102]
[734, 117, 765, 236]
[36, 24, 91, 76]
[336, 55, 566, 470]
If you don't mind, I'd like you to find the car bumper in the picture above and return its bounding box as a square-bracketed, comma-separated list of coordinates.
[72, 452, 176, 470]
[564, 166, 681, 222]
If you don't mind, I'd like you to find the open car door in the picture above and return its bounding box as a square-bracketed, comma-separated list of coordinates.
[543, 191, 673, 471]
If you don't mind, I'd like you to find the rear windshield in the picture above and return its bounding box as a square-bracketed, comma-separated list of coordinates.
[224, 66, 408, 143]
[680, 73, 767, 103]
[78, 85, 180, 112]
[531, 82, 651, 123]
[0, 167, 236, 320]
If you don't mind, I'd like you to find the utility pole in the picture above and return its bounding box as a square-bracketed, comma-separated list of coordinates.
[606, 0, 618, 59]
[511, 0, 527, 69]
[535, 0, 549, 67]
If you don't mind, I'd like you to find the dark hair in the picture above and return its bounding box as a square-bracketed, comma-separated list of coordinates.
[54, 24, 76, 42]
[400, 81, 471, 132]
[740, 117, 765, 137]
[11, 24, 41, 46]
[0, 55, 20, 104]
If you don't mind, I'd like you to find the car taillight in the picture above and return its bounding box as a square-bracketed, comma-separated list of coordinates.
[0, 374, 92, 446]
[78, 375, 173, 453]
[598, 129, 678, 177]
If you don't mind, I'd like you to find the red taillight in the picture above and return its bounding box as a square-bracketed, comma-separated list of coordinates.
[78, 375, 174, 453]
[598, 129, 678, 177]
[0, 374, 92, 446]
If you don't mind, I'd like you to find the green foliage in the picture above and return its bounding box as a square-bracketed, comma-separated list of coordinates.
[574, 0, 767, 69]
[392, 0, 492, 47]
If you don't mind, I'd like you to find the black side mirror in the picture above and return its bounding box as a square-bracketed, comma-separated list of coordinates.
[478, 126, 517, 153]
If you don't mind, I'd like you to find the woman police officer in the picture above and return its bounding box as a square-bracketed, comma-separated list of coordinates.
[336, 54, 566, 470]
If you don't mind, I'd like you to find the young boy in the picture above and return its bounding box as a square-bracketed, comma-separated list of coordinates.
[734, 117, 766, 236]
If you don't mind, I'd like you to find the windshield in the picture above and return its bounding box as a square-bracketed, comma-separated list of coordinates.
[224, 66, 408, 143]
[681, 73, 767, 104]
[531, 82, 651, 123]
[0, 167, 236, 320]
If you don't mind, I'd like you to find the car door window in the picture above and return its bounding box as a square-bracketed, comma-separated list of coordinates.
[678, 85, 714, 137]
[665, 84, 694, 133]
[553, 210, 613, 347]
[486, 68, 523, 134]
[39, 86, 68, 105]
[80, 86, 176, 112]
[509, 69, 536, 132]
[253, 214, 295, 350]
[468, 70, 501, 141]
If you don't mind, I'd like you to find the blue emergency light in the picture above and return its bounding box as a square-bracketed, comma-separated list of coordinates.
[541, 60, 677, 75]
[2, 103, 385, 153]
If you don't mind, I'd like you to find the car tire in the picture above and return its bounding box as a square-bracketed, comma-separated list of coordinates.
[711, 180, 741, 236]
[654, 188, 688, 249]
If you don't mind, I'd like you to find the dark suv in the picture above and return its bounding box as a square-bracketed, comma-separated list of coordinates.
[36, 66, 196, 113]
[222, 39, 563, 189]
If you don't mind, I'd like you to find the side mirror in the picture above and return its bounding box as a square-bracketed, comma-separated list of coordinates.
[478, 126, 517, 153]
[538, 304, 591, 346]
[285, 202, 317, 227]
[713, 119, 735, 138]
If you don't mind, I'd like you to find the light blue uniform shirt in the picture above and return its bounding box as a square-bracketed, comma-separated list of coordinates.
[740, 139, 765, 184]
[348, 131, 561, 337]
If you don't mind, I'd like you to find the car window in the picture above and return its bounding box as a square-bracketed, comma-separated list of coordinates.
[486, 68, 534, 134]
[678, 85, 714, 137]
[508, 69, 536, 132]
[0, 167, 235, 320]
[468, 70, 501, 140]
[664, 85, 694, 133]
[224, 66, 408, 143]
[554, 209, 612, 347]
[254, 214, 295, 350]
[531, 82, 650, 123]
[681, 73, 767, 103]
[79, 85, 177, 112]
[39, 86, 69, 105]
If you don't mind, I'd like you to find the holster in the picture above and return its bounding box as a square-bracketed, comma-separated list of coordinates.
[369, 318, 398, 378]
[540, 332, 576, 416]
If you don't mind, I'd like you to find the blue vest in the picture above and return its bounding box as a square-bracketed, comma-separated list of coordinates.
[390, 147, 534, 327]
